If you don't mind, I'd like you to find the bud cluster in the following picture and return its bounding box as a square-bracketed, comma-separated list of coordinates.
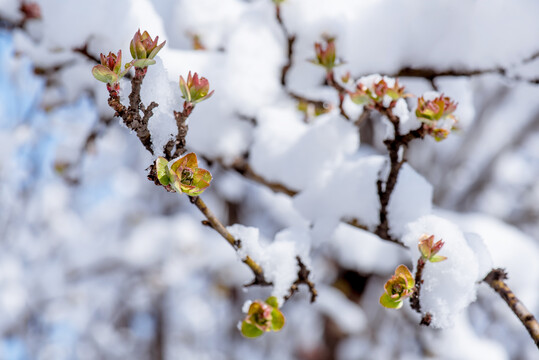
[179, 71, 214, 104]
[130, 29, 166, 68]
[92, 29, 166, 91]
[310, 37, 341, 72]
[349, 76, 408, 109]
[155, 153, 212, 196]
[241, 297, 285, 338]
[380, 265, 415, 309]
[415, 94, 458, 141]
[418, 234, 447, 263]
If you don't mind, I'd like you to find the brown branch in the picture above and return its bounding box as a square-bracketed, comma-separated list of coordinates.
[483, 268, 539, 348]
[164, 103, 194, 160]
[273, 2, 334, 119]
[189, 195, 270, 286]
[374, 109, 405, 245]
[388, 53, 539, 85]
[189, 194, 317, 299]
[284, 256, 318, 303]
[391, 66, 507, 81]
[227, 157, 298, 197]
[327, 71, 350, 120]
[274, 3, 296, 87]
[374, 107, 426, 245]
[410, 258, 425, 315]
[73, 42, 100, 64]
[108, 91, 126, 117]
[106, 67, 155, 154]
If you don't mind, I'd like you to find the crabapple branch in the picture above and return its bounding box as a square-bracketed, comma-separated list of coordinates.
[483, 268, 539, 348]
[189, 195, 270, 286]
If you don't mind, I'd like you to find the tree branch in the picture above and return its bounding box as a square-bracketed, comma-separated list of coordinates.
[483, 268, 539, 348]
[387, 53, 539, 85]
[284, 256, 318, 303]
[327, 71, 350, 120]
[410, 258, 425, 315]
[188, 195, 270, 286]
[163, 102, 194, 160]
[106, 67, 155, 154]
[374, 107, 426, 246]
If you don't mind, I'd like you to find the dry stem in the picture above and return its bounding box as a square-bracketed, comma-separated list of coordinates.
[189, 195, 271, 286]
[410, 258, 426, 316]
[374, 107, 425, 245]
[483, 268, 539, 348]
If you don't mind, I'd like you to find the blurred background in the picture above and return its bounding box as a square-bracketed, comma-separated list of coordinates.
[1, 0, 539, 359]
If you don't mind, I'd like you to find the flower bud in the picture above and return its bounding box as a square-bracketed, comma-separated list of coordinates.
[380, 265, 415, 309]
[349, 76, 408, 108]
[129, 29, 166, 68]
[92, 50, 131, 87]
[155, 153, 212, 196]
[418, 234, 447, 263]
[415, 94, 458, 141]
[310, 37, 339, 71]
[179, 71, 214, 104]
[241, 296, 285, 338]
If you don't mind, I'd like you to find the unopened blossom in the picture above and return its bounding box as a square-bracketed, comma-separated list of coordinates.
[241, 297, 285, 338]
[155, 153, 212, 196]
[179, 71, 214, 104]
[92, 50, 131, 91]
[129, 29, 166, 68]
[380, 265, 415, 309]
[418, 234, 447, 263]
[415, 94, 458, 141]
[310, 38, 339, 71]
[349, 77, 408, 108]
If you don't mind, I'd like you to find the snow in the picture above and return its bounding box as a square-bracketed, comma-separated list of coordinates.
[250, 107, 358, 191]
[440, 211, 539, 308]
[294, 155, 383, 239]
[315, 285, 366, 334]
[140, 57, 179, 155]
[227, 224, 303, 304]
[419, 313, 508, 360]
[221, 9, 283, 117]
[330, 223, 407, 275]
[294, 155, 432, 240]
[403, 215, 480, 328]
[169, 0, 247, 50]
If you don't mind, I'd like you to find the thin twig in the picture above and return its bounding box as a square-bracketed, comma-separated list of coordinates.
[227, 157, 298, 197]
[483, 268, 539, 348]
[327, 71, 350, 120]
[186, 194, 317, 300]
[273, 2, 330, 116]
[386, 56, 539, 85]
[73, 42, 101, 64]
[107, 67, 155, 154]
[275, 3, 296, 87]
[189, 195, 270, 286]
[374, 107, 425, 245]
[410, 258, 425, 315]
[164, 102, 194, 160]
[284, 256, 318, 303]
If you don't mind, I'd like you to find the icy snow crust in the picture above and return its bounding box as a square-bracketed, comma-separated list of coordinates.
[1, 0, 539, 358]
